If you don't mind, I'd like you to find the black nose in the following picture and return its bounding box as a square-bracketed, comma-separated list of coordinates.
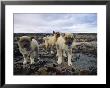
[68, 42, 72, 46]
[24, 44, 30, 48]
[24, 44, 28, 47]
[27, 48, 31, 51]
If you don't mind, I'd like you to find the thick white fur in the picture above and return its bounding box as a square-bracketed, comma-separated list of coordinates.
[56, 33, 74, 66]
[43, 35, 56, 54]
[18, 36, 39, 65]
[30, 39, 39, 64]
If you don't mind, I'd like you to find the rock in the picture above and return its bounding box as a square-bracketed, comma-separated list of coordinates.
[71, 68, 75, 72]
[79, 70, 90, 75]
[38, 67, 48, 75]
[53, 63, 58, 67]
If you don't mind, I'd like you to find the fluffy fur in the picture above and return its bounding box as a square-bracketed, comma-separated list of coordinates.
[17, 36, 39, 65]
[56, 33, 74, 66]
[43, 31, 60, 54]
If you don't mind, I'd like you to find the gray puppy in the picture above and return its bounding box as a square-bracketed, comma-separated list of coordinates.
[17, 36, 39, 64]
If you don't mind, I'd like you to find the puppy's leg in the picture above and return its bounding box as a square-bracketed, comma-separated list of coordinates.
[50, 45, 54, 54]
[23, 54, 28, 65]
[63, 50, 67, 57]
[45, 44, 48, 51]
[30, 52, 35, 64]
[56, 44, 60, 57]
[44, 44, 48, 54]
[30, 57, 35, 64]
[35, 47, 39, 61]
[68, 49, 72, 66]
[57, 49, 62, 64]
[56, 49, 58, 57]
[56, 45, 59, 57]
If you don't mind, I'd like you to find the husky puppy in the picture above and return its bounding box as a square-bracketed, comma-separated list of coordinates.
[43, 31, 60, 54]
[17, 36, 39, 65]
[56, 33, 74, 66]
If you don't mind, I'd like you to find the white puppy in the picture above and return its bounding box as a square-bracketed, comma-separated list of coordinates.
[56, 33, 74, 66]
[43, 31, 60, 54]
[17, 36, 39, 65]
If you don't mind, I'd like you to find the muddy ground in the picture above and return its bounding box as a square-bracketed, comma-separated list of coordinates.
[14, 33, 97, 75]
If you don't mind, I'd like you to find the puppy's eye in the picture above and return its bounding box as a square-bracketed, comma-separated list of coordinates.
[70, 37, 73, 39]
[72, 37, 74, 40]
[65, 37, 67, 40]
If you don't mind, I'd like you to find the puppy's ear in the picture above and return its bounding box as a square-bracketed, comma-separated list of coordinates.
[73, 34, 75, 39]
[16, 37, 20, 41]
[62, 33, 65, 37]
[43, 37, 46, 40]
[53, 31, 55, 34]
[30, 36, 35, 41]
[44, 37, 49, 40]
[57, 32, 60, 37]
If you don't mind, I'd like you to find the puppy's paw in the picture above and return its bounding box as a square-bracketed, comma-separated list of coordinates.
[63, 53, 67, 57]
[30, 61, 35, 64]
[23, 60, 27, 65]
[57, 58, 62, 64]
[68, 61, 72, 66]
[30, 58, 35, 64]
[51, 51, 54, 54]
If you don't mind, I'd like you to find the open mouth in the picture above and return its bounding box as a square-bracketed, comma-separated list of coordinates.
[68, 44, 72, 49]
[24, 47, 31, 51]
[68, 41, 72, 45]
[65, 42, 72, 48]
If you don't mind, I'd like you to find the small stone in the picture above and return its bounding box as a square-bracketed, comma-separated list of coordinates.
[80, 70, 90, 75]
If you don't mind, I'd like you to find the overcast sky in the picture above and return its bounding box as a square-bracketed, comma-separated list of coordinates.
[14, 13, 97, 33]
